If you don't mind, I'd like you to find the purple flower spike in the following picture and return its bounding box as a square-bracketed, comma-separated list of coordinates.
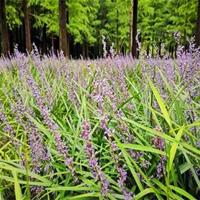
[81, 121, 109, 196]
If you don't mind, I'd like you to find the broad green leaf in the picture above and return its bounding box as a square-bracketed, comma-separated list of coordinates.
[169, 185, 196, 200]
[12, 172, 23, 200]
[119, 144, 166, 156]
[148, 79, 172, 129]
[135, 188, 154, 200]
[168, 126, 184, 172]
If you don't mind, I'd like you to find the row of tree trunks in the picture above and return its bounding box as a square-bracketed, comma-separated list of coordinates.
[130, 0, 200, 57]
[1, 0, 200, 57]
[0, 0, 10, 56]
[0, 0, 32, 56]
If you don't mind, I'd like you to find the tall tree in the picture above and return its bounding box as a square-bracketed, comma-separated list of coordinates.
[0, 0, 10, 56]
[22, 0, 32, 52]
[59, 0, 69, 57]
[103, 0, 131, 55]
[196, 0, 200, 46]
[132, 0, 138, 58]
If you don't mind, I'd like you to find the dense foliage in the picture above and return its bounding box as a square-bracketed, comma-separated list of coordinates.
[0, 0, 200, 57]
[0, 43, 199, 199]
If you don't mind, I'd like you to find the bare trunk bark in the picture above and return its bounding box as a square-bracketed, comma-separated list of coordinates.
[131, 0, 138, 58]
[82, 44, 85, 58]
[116, 10, 119, 54]
[23, 0, 32, 53]
[42, 24, 47, 54]
[59, 0, 69, 57]
[86, 43, 89, 59]
[0, 0, 10, 56]
[158, 41, 161, 57]
[195, 0, 200, 47]
[146, 44, 150, 57]
[129, 6, 132, 54]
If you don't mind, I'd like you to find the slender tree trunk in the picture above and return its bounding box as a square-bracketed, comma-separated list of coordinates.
[168, 44, 171, 58]
[175, 43, 178, 58]
[59, 0, 69, 57]
[146, 44, 150, 57]
[0, 35, 1, 54]
[129, 6, 132, 54]
[42, 24, 47, 54]
[158, 41, 161, 57]
[22, 0, 31, 52]
[86, 43, 89, 58]
[116, 10, 119, 54]
[195, 0, 200, 47]
[0, 0, 10, 56]
[19, 25, 24, 52]
[82, 44, 85, 58]
[171, 46, 174, 58]
[51, 35, 54, 52]
[131, 0, 138, 58]
[99, 38, 102, 58]
[66, 5, 70, 56]
[9, 30, 14, 54]
[82, 43, 89, 59]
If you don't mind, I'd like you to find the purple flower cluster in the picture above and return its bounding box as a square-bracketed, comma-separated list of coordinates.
[12, 98, 51, 174]
[100, 116, 133, 199]
[9, 93, 52, 196]
[0, 103, 19, 149]
[129, 150, 143, 161]
[31, 45, 53, 108]
[24, 71, 77, 180]
[0, 43, 199, 199]
[152, 127, 166, 179]
[65, 72, 80, 107]
[117, 167, 133, 200]
[152, 136, 165, 151]
[81, 121, 109, 195]
[156, 156, 167, 179]
[91, 76, 118, 115]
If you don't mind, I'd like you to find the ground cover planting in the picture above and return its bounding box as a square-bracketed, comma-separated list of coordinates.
[0, 46, 200, 199]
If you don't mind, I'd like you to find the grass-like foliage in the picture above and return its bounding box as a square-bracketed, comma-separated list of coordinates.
[0, 47, 200, 200]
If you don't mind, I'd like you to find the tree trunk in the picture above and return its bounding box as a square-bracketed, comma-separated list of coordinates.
[146, 44, 150, 57]
[51, 35, 54, 52]
[82, 44, 86, 58]
[59, 0, 69, 57]
[116, 10, 119, 54]
[42, 24, 47, 54]
[131, 0, 138, 58]
[22, 0, 31, 53]
[168, 44, 171, 58]
[0, 0, 10, 56]
[171, 46, 174, 58]
[18, 25, 24, 52]
[175, 43, 178, 58]
[195, 0, 200, 47]
[158, 42, 161, 57]
[86, 43, 89, 59]
[66, 5, 70, 56]
[129, 6, 132, 54]
[99, 38, 102, 58]
[9, 29, 14, 54]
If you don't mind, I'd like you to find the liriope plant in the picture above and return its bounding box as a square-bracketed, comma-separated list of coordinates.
[0, 48, 199, 199]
